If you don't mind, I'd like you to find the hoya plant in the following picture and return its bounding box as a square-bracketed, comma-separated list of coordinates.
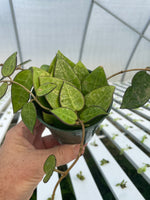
[0, 50, 150, 199]
[0, 50, 115, 133]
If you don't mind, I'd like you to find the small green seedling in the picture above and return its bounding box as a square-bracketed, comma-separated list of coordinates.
[141, 135, 147, 143]
[125, 113, 132, 117]
[76, 171, 85, 181]
[132, 119, 143, 123]
[113, 117, 122, 122]
[133, 108, 143, 111]
[120, 145, 132, 155]
[99, 124, 109, 130]
[145, 103, 150, 108]
[137, 163, 150, 174]
[116, 179, 127, 189]
[90, 140, 98, 146]
[100, 158, 109, 166]
[123, 124, 133, 130]
[112, 133, 119, 140]
[113, 105, 119, 109]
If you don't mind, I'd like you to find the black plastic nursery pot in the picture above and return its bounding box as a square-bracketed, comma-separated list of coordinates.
[37, 103, 112, 144]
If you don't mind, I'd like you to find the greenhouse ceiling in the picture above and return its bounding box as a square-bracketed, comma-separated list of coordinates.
[0, 0, 150, 81]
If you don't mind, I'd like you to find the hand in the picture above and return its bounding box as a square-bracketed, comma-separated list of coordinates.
[0, 121, 81, 200]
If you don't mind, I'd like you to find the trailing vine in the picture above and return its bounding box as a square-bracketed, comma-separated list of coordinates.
[50, 119, 85, 200]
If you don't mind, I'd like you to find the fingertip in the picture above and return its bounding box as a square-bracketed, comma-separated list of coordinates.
[71, 144, 81, 156]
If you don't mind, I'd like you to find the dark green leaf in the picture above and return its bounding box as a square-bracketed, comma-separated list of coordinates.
[43, 171, 53, 183]
[82, 66, 108, 95]
[48, 55, 56, 75]
[60, 82, 84, 111]
[2, 52, 17, 77]
[79, 106, 107, 123]
[48, 50, 75, 77]
[39, 76, 63, 108]
[32, 67, 50, 91]
[44, 154, 56, 173]
[11, 70, 33, 113]
[51, 107, 78, 125]
[73, 61, 89, 82]
[57, 50, 75, 68]
[43, 154, 56, 183]
[54, 55, 81, 90]
[40, 64, 50, 72]
[31, 67, 51, 107]
[121, 71, 150, 109]
[36, 83, 56, 97]
[0, 83, 8, 99]
[21, 102, 37, 133]
[42, 112, 55, 125]
[85, 86, 115, 111]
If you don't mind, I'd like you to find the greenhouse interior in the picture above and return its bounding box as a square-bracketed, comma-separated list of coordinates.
[0, 1, 150, 200]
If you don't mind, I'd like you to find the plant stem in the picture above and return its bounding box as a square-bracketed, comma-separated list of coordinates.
[107, 68, 150, 80]
[64, 119, 85, 173]
[54, 169, 65, 175]
[51, 119, 85, 200]
[1, 79, 51, 112]
[16, 66, 25, 71]
[0, 77, 5, 81]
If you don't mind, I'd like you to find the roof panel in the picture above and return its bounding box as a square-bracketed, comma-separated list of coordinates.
[13, 0, 91, 67]
[124, 38, 150, 80]
[81, 4, 139, 81]
[95, 0, 150, 32]
[0, 0, 18, 63]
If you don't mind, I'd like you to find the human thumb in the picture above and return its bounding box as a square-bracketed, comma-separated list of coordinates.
[33, 144, 81, 177]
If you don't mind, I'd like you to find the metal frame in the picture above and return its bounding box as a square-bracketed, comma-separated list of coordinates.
[9, 0, 150, 81]
[9, 0, 23, 64]
[79, 0, 150, 81]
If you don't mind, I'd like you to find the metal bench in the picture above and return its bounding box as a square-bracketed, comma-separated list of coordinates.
[0, 83, 150, 200]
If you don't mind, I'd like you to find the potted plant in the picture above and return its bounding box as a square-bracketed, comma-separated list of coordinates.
[0, 50, 150, 199]
[0, 50, 115, 143]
